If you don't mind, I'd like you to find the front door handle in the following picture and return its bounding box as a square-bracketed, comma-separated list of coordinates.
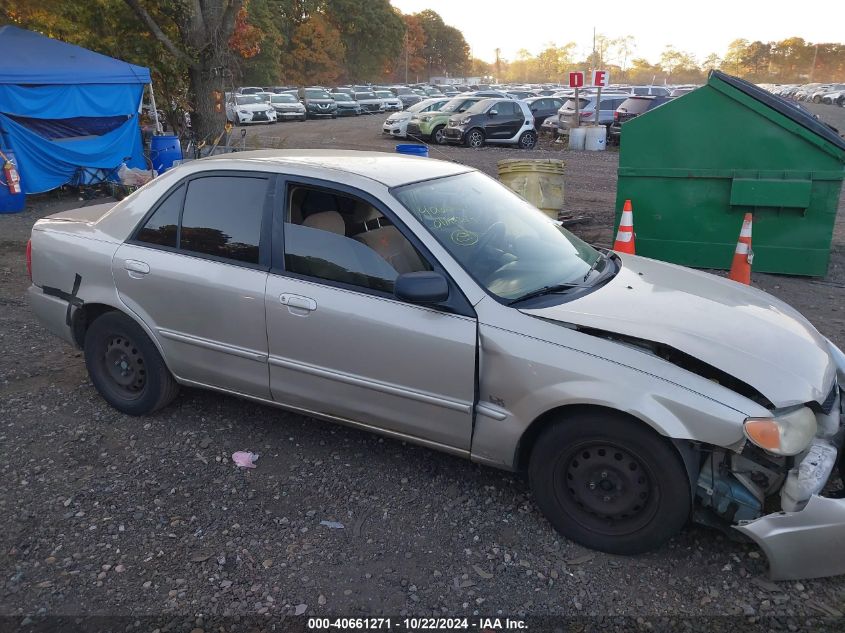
[279, 293, 317, 315]
[124, 259, 150, 277]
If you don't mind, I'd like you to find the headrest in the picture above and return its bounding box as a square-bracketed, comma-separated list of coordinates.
[302, 211, 345, 235]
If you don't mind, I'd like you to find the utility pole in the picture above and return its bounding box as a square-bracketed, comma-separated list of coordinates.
[808, 43, 818, 82]
[495, 48, 501, 82]
[404, 31, 409, 84]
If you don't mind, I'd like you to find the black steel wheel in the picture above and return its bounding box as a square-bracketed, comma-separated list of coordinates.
[465, 128, 485, 148]
[84, 311, 179, 416]
[529, 411, 690, 554]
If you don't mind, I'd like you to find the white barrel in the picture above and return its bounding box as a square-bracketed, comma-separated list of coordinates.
[584, 125, 607, 151]
[568, 126, 586, 150]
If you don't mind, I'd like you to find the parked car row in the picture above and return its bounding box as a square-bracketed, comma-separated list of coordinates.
[767, 82, 845, 107]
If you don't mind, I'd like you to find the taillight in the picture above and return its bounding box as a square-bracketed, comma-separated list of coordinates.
[580, 111, 593, 118]
[614, 111, 619, 120]
[25, 239, 32, 281]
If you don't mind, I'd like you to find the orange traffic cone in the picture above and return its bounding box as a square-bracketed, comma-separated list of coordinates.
[728, 213, 754, 285]
[613, 199, 635, 254]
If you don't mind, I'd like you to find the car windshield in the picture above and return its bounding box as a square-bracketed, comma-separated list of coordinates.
[332, 93, 352, 101]
[440, 98, 476, 113]
[375, 91, 392, 98]
[305, 89, 331, 99]
[236, 95, 264, 105]
[271, 94, 297, 103]
[563, 98, 590, 109]
[393, 172, 604, 301]
[355, 92, 376, 99]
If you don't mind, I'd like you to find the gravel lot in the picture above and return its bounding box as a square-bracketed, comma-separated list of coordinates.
[2, 104, 845, 629]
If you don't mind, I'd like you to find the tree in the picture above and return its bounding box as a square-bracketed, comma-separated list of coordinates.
[122, 0, 244, 142]
[325, 0, 404, 82]
[416, 9, 470, 78]
[287, 12, 345, 85]
[612, 35, 636, 80]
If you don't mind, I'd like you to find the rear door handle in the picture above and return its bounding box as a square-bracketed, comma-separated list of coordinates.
[279, 293, 317, 315]
[124, 259, 150, 277]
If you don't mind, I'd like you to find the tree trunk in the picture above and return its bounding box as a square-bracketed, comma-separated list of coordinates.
[188, 63, 225, 143]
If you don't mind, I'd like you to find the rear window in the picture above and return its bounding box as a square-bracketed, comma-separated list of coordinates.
[563, 99, 590, 109]
[617, 98, 653, 114]
[180, 176, 267, 265]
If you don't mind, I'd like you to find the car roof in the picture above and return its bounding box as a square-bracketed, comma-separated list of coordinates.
[202, 150, 474, 188]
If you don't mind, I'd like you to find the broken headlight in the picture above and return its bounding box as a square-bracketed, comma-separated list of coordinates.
[744, 406, 817, 456]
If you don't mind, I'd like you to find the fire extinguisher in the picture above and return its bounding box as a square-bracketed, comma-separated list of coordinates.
[3, 159, 21, 195]
[0, 149, 21, 195]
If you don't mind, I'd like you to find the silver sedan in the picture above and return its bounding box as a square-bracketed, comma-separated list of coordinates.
[27, 150, 845, 580]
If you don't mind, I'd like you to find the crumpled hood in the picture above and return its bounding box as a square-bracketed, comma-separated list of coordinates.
[522, 254, 836, 409]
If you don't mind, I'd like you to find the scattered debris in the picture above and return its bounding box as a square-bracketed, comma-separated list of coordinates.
[294, 603, 307, 615]
[472, 564, 493, 579]
[565, 553, 595, 565]
[232, 451, 259, 469]
[319, 520, 344, 529]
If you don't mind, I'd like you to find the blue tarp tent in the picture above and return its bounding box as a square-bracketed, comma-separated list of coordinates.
[0, 26, 151, 193]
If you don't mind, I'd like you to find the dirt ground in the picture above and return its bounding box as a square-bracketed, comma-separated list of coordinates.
[1, 104, 845, 629]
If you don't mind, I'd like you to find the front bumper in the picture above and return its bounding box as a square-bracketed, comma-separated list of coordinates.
[237, 111, 276, 123]
[735, 385, 845, 580]
[274, 109, 305, 119]
[443, 125, 465, 143]
[382, 122, 407, 137]
[405, 122, 426, 139]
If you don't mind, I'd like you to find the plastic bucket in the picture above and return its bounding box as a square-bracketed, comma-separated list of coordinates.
[395, 144, 429, 158]
[150, 135, 183, 173]
[497, 159, 565, 219]
[585, 125, 607, 151]
[568, 126, 587, 151]
[0, 150, 26, 214]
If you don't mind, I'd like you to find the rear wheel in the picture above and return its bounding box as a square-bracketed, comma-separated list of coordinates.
[465, 128, 485, 148]
[432, 125, 447, 145]
[519, 130, 538, 149]
[528, 411, 690, 554]
[84, 312, 179, 416]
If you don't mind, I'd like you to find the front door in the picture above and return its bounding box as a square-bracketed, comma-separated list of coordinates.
[487, 101, 523, 139]
[264, 179, 477, 450]
[115, 173, 272, 398]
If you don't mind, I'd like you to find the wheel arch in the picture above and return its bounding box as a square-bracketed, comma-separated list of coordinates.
[513, 403, 699, 488]
[70, 302, 176, 377]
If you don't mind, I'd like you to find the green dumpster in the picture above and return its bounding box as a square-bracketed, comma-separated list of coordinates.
[615, 70, 845, 276]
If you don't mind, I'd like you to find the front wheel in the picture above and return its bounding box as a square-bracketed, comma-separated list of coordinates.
[465, 128, 485, 148]
[84, 312, 179, 416]
[528, 412, 690, 554]
[519, 130, 538, 149]
[432, 125, 447, 145]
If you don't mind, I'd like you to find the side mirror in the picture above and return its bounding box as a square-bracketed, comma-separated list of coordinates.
[489, 110, 498, 116]
[394, 271, 449, 304]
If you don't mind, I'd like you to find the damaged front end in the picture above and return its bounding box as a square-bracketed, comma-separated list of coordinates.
[697, 379, 845, 580]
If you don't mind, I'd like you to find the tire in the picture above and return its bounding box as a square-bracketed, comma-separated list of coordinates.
[518, 130, 538, 149]
[528, 411, 690, 555]
[84, 311, 179, 416]
[465, 128, 485, 148]
[812, 95, 821, 103]
[432, 125, 447, 145]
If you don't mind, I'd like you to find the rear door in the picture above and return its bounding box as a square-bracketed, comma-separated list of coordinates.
[264, 177, 478, 451]
[114, 172, 272, 398]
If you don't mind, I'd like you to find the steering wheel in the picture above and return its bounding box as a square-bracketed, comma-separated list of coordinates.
[467, 221, 507, 265]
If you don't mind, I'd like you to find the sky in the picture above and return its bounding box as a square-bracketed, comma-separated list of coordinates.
[390, 0, 845, 66]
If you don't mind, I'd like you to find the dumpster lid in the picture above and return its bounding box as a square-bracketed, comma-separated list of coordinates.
[709, 70, 845, 154]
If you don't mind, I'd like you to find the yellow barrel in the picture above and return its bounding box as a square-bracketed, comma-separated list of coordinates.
[497, 158, 565, 219]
